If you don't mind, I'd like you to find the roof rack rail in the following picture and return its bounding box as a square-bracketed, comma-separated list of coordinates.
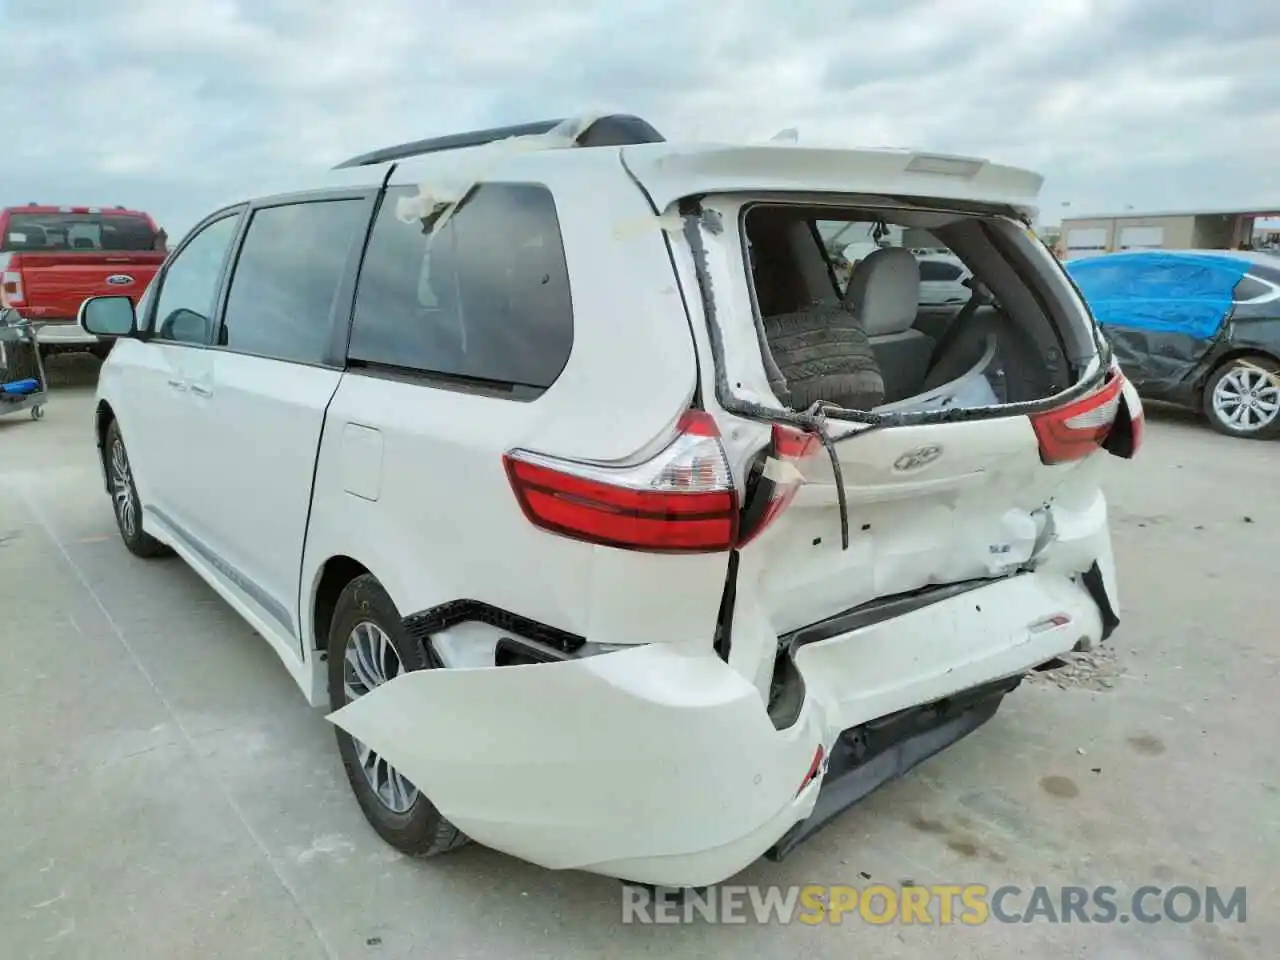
[334, 113, 665, 169]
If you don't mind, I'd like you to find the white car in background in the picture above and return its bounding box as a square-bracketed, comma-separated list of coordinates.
[917, 253, 973, 306]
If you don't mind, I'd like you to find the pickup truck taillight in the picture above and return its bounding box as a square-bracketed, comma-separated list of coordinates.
[504, 411, 740, 553]
[1, 267, 23, 306]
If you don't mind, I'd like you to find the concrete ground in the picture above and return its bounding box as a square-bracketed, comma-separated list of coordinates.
[1, 357, 1275, 959]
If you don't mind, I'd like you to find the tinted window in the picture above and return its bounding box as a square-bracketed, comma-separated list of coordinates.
[151, 213, 242, 345]
[919, 260, 961, 282]
[2, 212, 157, 252]
[219, 199, 368, 364]
[349, 183, 573, 389]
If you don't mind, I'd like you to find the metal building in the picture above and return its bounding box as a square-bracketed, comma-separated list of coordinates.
[1056, 205, 1280, 260]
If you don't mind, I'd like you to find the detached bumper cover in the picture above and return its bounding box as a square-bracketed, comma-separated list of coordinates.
[327, 642, 824, 885]
[327, 568, 1114, 887]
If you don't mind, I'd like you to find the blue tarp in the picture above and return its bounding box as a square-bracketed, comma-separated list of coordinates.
[1066, 251, 1250, 340]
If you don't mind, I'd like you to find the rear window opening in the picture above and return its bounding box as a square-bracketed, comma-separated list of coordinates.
[737, 200, 1103, 420]
[2, 212, 158, 253]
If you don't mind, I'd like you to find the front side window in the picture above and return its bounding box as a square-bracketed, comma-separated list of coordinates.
[219, 199, 369, 364]
[150, 213, 242, 345]
[349, 183, 574, 390]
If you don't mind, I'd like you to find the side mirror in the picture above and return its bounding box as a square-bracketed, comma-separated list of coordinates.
[79, 296, 137, 337]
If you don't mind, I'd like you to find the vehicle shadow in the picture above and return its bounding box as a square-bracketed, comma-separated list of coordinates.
[1140, 399, 1202, 427]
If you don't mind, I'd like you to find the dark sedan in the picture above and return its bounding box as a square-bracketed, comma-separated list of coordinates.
[1067, 249, 1280, 439]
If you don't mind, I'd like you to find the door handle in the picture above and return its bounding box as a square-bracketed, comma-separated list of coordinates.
[190, 384, 212, 398]
[167, 379, 188, 391]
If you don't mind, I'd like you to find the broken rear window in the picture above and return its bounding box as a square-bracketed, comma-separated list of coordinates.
[740, 202, 1090, 413]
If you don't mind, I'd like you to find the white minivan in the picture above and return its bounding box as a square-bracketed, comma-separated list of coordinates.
[81, 114, 1140, 888]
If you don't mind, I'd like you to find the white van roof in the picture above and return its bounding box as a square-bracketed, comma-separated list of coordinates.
[300, 115, 1044, 220]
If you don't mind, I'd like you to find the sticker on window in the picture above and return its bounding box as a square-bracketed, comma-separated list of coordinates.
[7, 233, 26, 243]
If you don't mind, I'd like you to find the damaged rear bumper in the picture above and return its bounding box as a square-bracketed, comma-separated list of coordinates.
[766, 675, 1017, 861]
[327, 567, 1115, 888]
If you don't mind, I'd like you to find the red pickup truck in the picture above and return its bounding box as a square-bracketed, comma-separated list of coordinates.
[0, 204, 167, 358]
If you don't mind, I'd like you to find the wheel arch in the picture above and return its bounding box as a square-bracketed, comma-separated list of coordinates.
[95, 400, 116, 492]
[311, 555, 372, 653]
[1196, 347, 1280, 400]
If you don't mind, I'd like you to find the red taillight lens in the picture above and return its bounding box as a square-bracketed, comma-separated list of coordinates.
[1103, 373, 1143, 460]
[1029, 372, 1125, 465]
[797, 744, 825, 795]
[1, 270, 23, 306]
[504, 411, 739, 553]
[736, 423, 820, 547]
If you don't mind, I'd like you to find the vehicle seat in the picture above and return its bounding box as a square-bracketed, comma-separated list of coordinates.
[9, 226, 46, 249]
[843, 247, 935, 402]
[72, 237, 95, 250]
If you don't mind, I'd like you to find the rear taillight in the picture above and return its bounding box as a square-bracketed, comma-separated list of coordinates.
[1103, 374, 1143, 460]
[736, 423, 821, 547]
[1, 269, 23, 306]
[503, 410, 739, 553]
[1030, 370, 1125, 465]
[797, 744, 825, 795]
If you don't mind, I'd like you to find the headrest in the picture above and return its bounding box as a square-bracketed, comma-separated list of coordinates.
[842, 246, 921, 337]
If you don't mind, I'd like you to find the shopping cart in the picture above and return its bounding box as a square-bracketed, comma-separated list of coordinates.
[0, 308, 49, 421]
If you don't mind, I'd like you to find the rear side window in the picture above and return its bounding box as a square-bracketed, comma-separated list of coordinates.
[1, 212, 157, 252]
[1233, 275, 1273, 303]
[349, 183, 573, 390]
[219, 199, 369, 365]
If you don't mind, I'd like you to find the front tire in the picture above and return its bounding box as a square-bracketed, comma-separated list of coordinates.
[1202, 355, 1280, 440]
[328, 574, 468, 858]
[104, 420, 170, 557]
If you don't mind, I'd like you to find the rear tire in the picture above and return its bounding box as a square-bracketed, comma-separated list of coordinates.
[328, 574, 469, 858]
[104, 420, 170, 557]
[762, 305, 885, 409]
[1202, 355, 1280, 440]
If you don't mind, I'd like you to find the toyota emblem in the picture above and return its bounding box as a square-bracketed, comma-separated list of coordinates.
[893, 445, 943, 471]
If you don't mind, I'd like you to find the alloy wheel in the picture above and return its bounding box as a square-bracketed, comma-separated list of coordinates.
[110, 438, 138, 538]
[343, 621, 419, 814]
[1211, 365, 1280, 433]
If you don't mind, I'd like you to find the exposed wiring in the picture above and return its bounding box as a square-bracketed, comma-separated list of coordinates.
[681, 210, 855, 549]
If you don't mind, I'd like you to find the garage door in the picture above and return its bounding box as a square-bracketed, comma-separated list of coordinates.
[1118, 226, 1164, 250]
[1065, 227, 1109, 259]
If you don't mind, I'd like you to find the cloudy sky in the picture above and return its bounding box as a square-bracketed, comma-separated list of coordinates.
[2, 0, 1277, 239]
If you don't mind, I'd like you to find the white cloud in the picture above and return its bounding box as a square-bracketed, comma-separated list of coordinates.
[2, 0, 1277, 236]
